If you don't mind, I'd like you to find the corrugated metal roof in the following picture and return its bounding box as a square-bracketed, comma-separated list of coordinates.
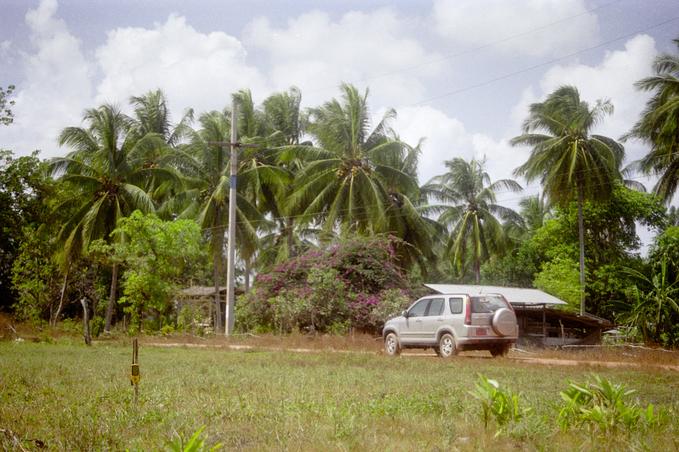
[179, 286, 226, 297]
[424, 284, 567, 306]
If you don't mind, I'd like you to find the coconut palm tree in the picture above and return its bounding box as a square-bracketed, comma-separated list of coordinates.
[53, 104, 178, 332]
[519, 193, 550, 233]
[375, 137, 438, 273]
[125, 89, 197, 213]
[625, 38, 679, 203]
[423, 157, 522, 283]
[511, 85, 624, 315]
[262, 86, 306, 146]
[288, 83, 419, 237]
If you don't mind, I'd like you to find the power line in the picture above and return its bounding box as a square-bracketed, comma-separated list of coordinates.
[410, 15, 679, 106]
[305, 0, 626, 96]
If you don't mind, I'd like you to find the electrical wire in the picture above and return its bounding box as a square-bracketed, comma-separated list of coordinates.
[304, 0, 626, 96]
[410, 15, 679, 106]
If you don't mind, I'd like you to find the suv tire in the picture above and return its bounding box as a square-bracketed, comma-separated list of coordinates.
[438, 333, 457, 358]
[384, 332, 401, 356]
[490, 344, 510, 357]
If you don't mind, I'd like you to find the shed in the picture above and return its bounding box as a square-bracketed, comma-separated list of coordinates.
[175, 286, 227, 330]
[424, 284, 613, 346]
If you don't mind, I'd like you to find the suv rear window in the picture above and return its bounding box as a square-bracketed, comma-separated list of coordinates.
[470, 295, 508, 313]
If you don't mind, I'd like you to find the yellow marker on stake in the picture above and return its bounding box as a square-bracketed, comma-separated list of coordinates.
[131, 338, 140, 402]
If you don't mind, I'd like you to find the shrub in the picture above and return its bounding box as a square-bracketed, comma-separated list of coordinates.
[558, 375, 661, 435]
[240, 236, 417, 334]
[470, 374, 530, 434]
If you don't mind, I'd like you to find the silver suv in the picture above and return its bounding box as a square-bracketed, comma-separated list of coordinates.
[382, 293, 518, 358]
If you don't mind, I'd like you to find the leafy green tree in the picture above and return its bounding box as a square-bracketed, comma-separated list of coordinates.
[54, 104, 177, 332]
[112, 211, 207, 332]
[423, 157, 522, 283]
[289, 84, 419, 236]
[533, 256, 581, 309]
[525, 186, 663, 316]
[10, 225, 61, 322]
[623, 257, 679, 346]
[0, 151, 53, 311]
[480, 244, 540, 288]
[0, 84, 15, 126]
[626, 38, 679, 203]
[512, 85, 624, 314]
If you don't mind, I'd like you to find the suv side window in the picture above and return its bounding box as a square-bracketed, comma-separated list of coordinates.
[448, 297, 463, 314]
[426, 298, 444, 316]
[408, 299, 429, 317]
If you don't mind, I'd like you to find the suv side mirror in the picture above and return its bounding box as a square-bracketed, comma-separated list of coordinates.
[402, 310, 409, 318]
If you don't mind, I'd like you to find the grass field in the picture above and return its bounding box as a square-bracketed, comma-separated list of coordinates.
[1, 338, 678, 451]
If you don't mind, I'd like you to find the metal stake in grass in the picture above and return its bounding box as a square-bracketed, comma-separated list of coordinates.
[130, 338, 140, 403]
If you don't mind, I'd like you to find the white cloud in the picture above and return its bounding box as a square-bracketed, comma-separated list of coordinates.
[95, 14, 269, 117]
[432, 0, 599, 57]
[0, 0, 94, 157]
[244, 9, 444, 107]
[391, 105, 527, 194]
[511, 35, 658, 163]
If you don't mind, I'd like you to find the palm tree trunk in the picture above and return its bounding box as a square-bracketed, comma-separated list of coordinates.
[244, 258, 251, 292]
[52, 267, 70, 327]
[286, 219, 295, 258]
[577, 187, 586, 316]
[474, 260, 481, 284]
[104, 262, 118, 332]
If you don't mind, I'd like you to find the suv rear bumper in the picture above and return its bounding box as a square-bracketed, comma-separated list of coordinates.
[457, 337, 516, 350]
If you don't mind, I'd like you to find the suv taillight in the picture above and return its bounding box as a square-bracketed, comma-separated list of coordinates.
[464, 299, 471, 325]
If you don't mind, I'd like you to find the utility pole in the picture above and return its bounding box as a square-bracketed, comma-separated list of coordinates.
[225, 100, 238, 336]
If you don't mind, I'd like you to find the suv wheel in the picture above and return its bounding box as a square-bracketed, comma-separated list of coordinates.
[384, 332, 401, 356]
[438, 333, 457, 358]
[490, 344, 510, 357]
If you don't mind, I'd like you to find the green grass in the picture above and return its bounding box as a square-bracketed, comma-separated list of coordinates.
[1, 341, 678, 451]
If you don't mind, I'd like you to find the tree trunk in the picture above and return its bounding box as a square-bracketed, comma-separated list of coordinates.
[244, 258, 251, 292]
[286, 219, 295, 259]
[577, 187, 586, 316]
[51, 267, 70, 327]
[104, 262, 118, 333]
[474, 259, 481, 284]
[80, 297, 92, 346]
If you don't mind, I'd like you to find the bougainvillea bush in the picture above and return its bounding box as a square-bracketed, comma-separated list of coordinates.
[236, 236, 420, 334]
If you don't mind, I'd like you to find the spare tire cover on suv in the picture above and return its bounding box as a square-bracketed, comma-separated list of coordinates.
[491, 308, 516, 336]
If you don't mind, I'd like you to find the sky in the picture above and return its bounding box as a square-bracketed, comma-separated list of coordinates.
[1, 0, 678, 247]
